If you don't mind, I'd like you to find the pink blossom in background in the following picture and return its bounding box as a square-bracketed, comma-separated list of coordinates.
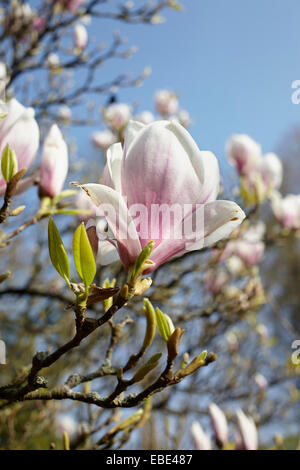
[52, 0, 87, 13]
[208, 403, 229, 447]
[73, 23, 88, 50]
[259, 152, 282, 191]
[92, 129, 117, 151]
[134, 111, 155, 125]
[32, 15, 46, 33]
[80, 120, 245, 272]
[0, 99, 39, 195]
[191, 421, 212, 450]
[254, 373, 268, 392]
[220, 222, 265, 267]
[226, 134, 262, 176]
[102, 103, 132, 132]
[154, 89, 179, 116]
[204, 270, 228, 295]
[236, 409, 258, 450]
[271, 192, 300, 230]
[58, 105, 72, 121]
[39, 124, 68, 198]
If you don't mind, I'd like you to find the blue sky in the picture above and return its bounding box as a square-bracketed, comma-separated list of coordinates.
[81, 0, 300, 174]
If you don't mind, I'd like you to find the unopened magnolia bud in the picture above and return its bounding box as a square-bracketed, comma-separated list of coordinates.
[74, 23, 88, 50]
[208, 403, 229, 448]
[167, 328, 184, 361]
[141, 298, 156, 352]
[63, 431, 70, 451]
[9, 205, 25, 216]
[83, 381, 91, 394]
[120, 284, 129, 299]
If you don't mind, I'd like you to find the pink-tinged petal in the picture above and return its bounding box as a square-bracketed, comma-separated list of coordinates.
[168, 122, 220, 202]
[123, 120, 145, 157]
[79, 183, 142, 270]
[0, 106, 39, 171]
[166, 120, 205, 183]
[208, 403, 229, 447]
[199, 151, 220, 203]
[190, 421, 211, 451]
[101, 143, 123, 192]
[201, 200, 246, 248]
[123, 121, 204, 246]
[39, 124, 68, 198]
[0, 99, 24, 139]
[236, 409, 258, 450]
[226, 134, 262, 175]
[97, 240, 120, 265]
[259, 152, 282, 190]
[147, 200, 245, 271]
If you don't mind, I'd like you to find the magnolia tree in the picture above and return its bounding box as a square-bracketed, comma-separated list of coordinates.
[0, 0, 299, 451]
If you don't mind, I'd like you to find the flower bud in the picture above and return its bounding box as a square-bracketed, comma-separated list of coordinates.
[102, 104, 132, 131]
[236, 409, 258, 450]
[74, 23, 88, 50]
[190, 421, 211, 450]
[92, 129, 117, 150]
[226, 134, 261, 176]
[39, 124, 68, 198]
[208, 403, 228, 448]
[154, 89, 178, 116]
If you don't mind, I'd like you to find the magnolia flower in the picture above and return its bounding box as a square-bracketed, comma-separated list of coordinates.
[220, 221, 265, 267]
[102, 103, 132, 132]
[73, 23, 88, 50]
[236, 409, 258, 450]
[226, 134, 262, 176]
[79, 120, 245, 273]
[58, 105, 72, 121]
[0, 98, 39, 195]
[154, 89, 179, 116]
[46, 53, 60, 69]
[177, 109, 192, 128]
[135, 111, 155, 125]
[32, 15, 46, 33]
[271, 192, 300, 230]
[39, 124, 68, 198]
[208, 403, 228, 447]
[259, 152, 282, 191]
[254, 373, 268, 392]
[204, 270, 228, 295]
[53, 0, 87, 13]
[191, 421, 211, 450]
[92, 129, 117, 150]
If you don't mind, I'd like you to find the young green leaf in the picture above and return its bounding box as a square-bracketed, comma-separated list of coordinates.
[48, 218, 70, 285]
[129, 240, 155, 283]
[73, 223, 96, 287]
[1, 144, 18, 182]
[155, 308, 174, 343]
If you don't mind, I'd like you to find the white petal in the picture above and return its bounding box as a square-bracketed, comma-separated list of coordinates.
[80, 183, 141, 269]
[106, 142, 123, 192]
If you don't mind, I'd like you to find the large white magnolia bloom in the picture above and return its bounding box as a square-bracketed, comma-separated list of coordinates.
[81, 120, 245, 272]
